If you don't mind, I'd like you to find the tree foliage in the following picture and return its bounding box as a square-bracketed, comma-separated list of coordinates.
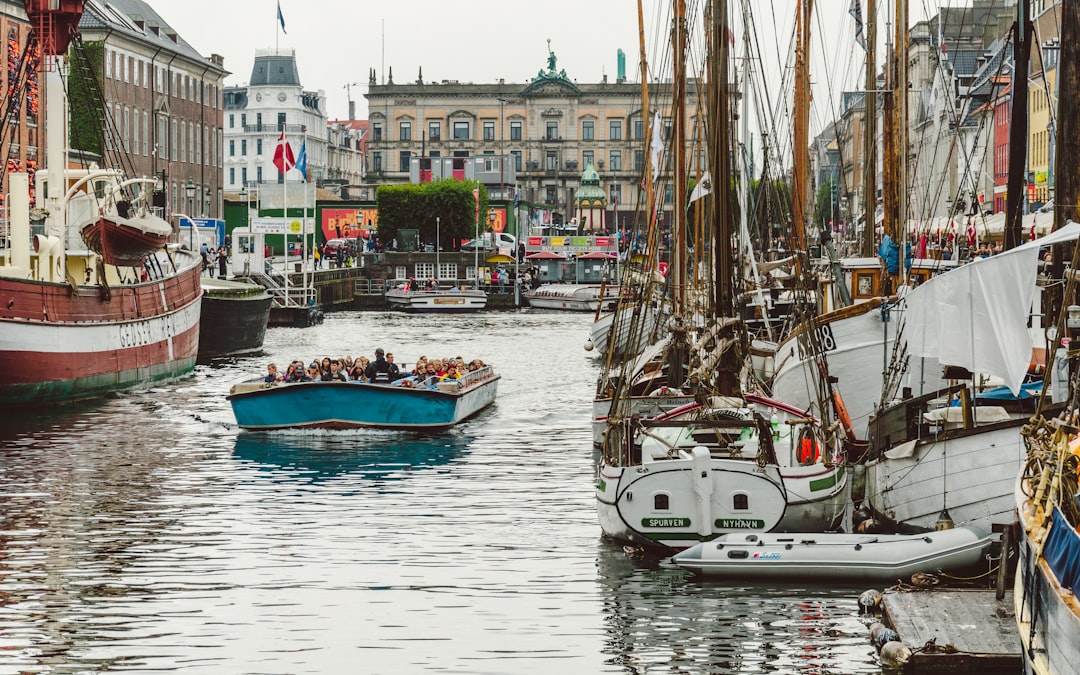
[814, 178, 837, 229]
[68, 41, 105, 156]
[375, 179, 489, 248]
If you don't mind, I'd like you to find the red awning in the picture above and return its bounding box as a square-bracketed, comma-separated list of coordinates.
[576, 252, 617, 259]
[526, 251, 566, 259]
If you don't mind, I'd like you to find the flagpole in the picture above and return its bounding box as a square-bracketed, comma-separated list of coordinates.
[283, 126, 289, 306]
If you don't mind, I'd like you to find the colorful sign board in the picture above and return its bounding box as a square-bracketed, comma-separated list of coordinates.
[524, 235, 619, 254]
[486, 207, 507, 233]
[322, 207, 378, 241]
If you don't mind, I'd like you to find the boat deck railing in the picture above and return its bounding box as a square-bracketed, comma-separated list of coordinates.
[353, 278, 386, 295]
[457, 365, 496, 389]
[249, 271, 317, 308]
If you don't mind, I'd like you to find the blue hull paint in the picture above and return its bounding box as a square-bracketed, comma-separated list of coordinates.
[228, 376, 500, 430]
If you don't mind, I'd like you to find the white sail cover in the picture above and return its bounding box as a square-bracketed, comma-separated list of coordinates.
[905, 221, 1080, 395]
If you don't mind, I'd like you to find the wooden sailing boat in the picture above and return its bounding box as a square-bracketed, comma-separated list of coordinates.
[861, 0, 1080, 534]
[595, 0, 847, 551]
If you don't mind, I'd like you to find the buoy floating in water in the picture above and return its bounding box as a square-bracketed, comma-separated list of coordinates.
[858, 589, 882, 614]
[879, 641, 912, 667]
[583, 340, 594, 352]
[871, 626, 901, 652]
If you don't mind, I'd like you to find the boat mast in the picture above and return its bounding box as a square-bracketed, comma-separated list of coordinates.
[893, 0, 908, 285]
[862, 0, 877, 257]
[1058, 0, 1080, 231]
[672, 0, 687, 313]
[1004, 0, 1032, 251]
[1049, 0, 1080, 323]
[791, 0, 812, 270]
[637, 0, 656, 244]
[708, 0, 739, 395]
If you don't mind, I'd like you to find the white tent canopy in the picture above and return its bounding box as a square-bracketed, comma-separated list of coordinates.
[904, 221, 1080, 395]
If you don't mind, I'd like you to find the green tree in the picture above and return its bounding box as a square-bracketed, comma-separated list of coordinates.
[813, 178, 836, 229]
[67, 41, 105, 156]
[376, 179, 488, 248]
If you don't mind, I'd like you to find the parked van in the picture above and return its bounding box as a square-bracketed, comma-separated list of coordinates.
[462, 232, 517, 256]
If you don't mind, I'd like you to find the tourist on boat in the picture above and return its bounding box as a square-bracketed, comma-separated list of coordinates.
[271, 372, 286, 386]
[386, 353, 402, 381]
[319, 357, 333, 379]
[351, 356, 370, 381]
[365, 348, 394, 383]
[327, 359, 349, 382]
[284, 362, 298, 381]
[289, 361, 308, 383]
[294, 365, 313, 383]
[264, 363, 279, 384]
[306, 362, 322, 382]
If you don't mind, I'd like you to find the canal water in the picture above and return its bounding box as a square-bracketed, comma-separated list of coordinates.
[0, 311, 881, 674]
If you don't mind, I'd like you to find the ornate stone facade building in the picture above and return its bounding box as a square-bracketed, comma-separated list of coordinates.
[364, 50, 690, 233]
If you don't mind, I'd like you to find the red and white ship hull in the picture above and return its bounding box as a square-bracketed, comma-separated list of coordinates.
[0, 250, 203, 405]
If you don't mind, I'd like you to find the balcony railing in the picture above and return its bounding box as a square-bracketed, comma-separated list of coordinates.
[243, 124, 306, 133]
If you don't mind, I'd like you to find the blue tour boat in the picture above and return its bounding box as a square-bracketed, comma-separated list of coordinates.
[227, 366, 499, 430]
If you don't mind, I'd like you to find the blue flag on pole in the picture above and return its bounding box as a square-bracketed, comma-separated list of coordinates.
[849, 0, 865, 51]
[295, 138, 307, 179]
[277, 0, 287, 33]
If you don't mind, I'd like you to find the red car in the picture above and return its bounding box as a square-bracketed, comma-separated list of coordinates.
[322, 238, 353, 258]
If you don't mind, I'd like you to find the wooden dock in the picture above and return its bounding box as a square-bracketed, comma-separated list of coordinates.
[881, 588, 1020, 673]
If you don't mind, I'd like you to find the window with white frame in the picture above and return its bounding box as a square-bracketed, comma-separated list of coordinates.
[395, 266, 407, 280]
[438, 262, 457, 281]
[414, 262, 434, 279]
[466, 265, 477, 280]
[483, 121, 495, 141]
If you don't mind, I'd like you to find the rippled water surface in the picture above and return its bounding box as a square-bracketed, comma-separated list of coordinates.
[0, 311, 880, 674]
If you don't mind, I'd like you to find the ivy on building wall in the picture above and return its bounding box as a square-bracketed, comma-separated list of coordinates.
[376, 179, 489, 248]
[67, 40, 105, 156]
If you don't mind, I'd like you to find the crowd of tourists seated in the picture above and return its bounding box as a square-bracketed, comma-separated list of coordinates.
[262, 349, 487, 390]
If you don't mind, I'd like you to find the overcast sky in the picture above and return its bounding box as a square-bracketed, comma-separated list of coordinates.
[164, 0, 937, 130]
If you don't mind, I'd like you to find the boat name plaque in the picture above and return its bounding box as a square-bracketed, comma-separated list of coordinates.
[714, 518, 766, 529]
[642, 517, 691, 528]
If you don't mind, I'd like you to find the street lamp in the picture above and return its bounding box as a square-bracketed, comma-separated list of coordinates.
[184, 178, 196, 248]
[240, 185, 248, 234]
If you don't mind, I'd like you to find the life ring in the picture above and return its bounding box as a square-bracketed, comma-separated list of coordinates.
[648, 386, 677, 397]
[797, 429, 821, 466]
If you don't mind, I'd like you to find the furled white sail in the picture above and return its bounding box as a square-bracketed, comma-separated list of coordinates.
[905, 221, 1080, 395]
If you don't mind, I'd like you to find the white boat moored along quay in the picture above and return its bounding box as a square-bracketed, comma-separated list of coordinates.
[385, 287, 488, 313]
[672, 526, 994, 582]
